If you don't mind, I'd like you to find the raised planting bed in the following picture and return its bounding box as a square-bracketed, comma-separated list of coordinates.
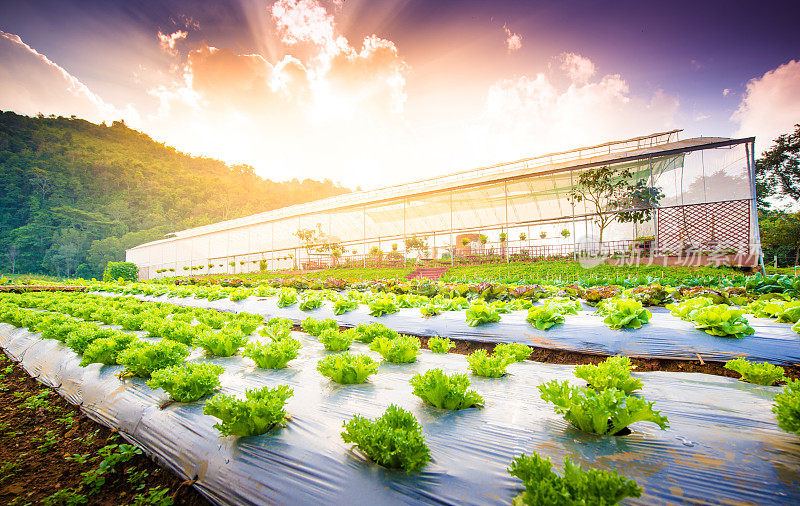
[1, 320, 799, 505]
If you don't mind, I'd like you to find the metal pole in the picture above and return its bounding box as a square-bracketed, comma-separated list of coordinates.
[363, 206, 366, 269]
[504, 182, 509, 263]
[450, 191, 454, 266]
[649, 156, 657, 255]
[270, 222, 274, 271]
[403, 199, 407, 268]
[746, 141, 765, 274]
[570, 169, 577, 260]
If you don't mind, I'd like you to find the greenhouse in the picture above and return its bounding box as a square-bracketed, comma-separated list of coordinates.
[126, 130, 760, 279]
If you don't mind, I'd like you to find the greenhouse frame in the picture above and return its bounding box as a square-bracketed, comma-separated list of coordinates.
[126, 129, 761, 279]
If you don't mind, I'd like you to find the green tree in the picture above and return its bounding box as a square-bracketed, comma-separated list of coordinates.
[756, 124, 800, 208]
[759, 211, 800, 267]
[567, 165, 663, 245]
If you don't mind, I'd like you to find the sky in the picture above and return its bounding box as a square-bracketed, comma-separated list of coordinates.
[2, 0, 800, 189]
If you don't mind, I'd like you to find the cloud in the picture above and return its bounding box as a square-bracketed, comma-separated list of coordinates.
[143, 0, 410, 187]
[157, 30, 187, 55]
[694, 112, 710, 121]
[732, 59, 800, 152]
[0, 30, 130, 124]
[559, 52, 595, 83]
[722, 88, 731, 96]
[503, 24, 522, 52]
[481, 54, 679, 160]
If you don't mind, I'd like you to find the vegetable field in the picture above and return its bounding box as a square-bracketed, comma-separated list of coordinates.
[1, 272, 799, 504]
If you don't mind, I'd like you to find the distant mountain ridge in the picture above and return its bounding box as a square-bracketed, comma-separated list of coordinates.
[0, 111, 350, 277]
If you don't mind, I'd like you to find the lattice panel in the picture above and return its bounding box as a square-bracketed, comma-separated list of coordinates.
[657, 200, 751, 253]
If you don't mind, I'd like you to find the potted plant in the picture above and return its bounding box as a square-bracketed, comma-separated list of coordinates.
[461, 237, 470, 247]
[499, 232, 507, 243]
[561, 228, 570, 239]
[519, 232, 526, 241]
[540, 231, 547, 239]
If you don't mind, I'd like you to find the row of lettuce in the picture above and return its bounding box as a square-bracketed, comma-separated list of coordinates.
[0, 291, 798, 504]
[91, 278, 800, 338]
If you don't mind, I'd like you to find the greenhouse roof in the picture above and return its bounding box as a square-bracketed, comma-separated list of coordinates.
[131, 129, 754, 249]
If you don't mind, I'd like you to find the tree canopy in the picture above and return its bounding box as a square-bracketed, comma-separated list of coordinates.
[756, 123, 800, 209]
[0, 111, 349, 277]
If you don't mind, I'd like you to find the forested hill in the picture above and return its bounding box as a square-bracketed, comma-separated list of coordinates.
[0, 111, 350, 277]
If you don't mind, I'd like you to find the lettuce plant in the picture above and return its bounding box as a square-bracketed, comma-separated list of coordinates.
[775, 301, 800, 323]
[353, 323, 398, 343]
[724, 357, 785, 385]
[441, 297, 469, 311]
[194, 327, 249, 357]
[666, 297, 713, 321]
[80, 333, 139, 367]
[597, 299, 652, 329]
[299, 296, 323, 311]
[333, 298, 359, 315]
[420, 304, 441, 318]
[243, 337, 302, 369]
[538, 380, 669, 435]
[117, 340, 190, 378]
[258, 319, 292, 341]
[573, 356, 643, 394]
[277, 288, 298, 308]
[466, 349, 515, 377]
[508, 451, 642, 505]
[154, 320, 205, 345]
[526, 307, 565, 330]
[204, 384, 293, 437]
[773, 379, 800, 436]
[428, 336, 454, 354]
[228, 288, 252, 302]
[341, 404, 431, 473]
[494, 343, 532, 362]
[147, 363, 224, 402]
[66, 327, 122, 355]
[688, 305, 755, 338]
[466, 302, 501, 327]
[317, 353, 379, 384]
[368, 296, 400, 317]
[370, 335, 420, 363]
[301, 317, 338, 337]
[318, 328, 353, 351]
[410, 369, 483, 410]
[542, 297, 581, 315]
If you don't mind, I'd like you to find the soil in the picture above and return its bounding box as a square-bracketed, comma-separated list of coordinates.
[0, 353, 210, 506]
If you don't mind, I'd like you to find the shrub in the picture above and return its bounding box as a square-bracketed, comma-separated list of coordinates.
[317, 353, 379, 384]
[341, 404, 431, 473]
[370, 335, 420, 363]
[573, 356, 643, 394]
[102, 261, 139, 283]
[318, 328, 353, 351]
[410, 369, 483, 410]
[508, 451, 641, 505]
[194, 327, 249, 357]
[493, 343, 532, 362]
[117, 340, 190, 378]
[466, 349, 515, 377]
[243, 338, 302, 369]
[428, 336, 454, 353]
[538, 380, 669, 435]
[203, 385, 293, 437]
[147, 363, 224, 402]
[724, 358, 785, 385]
[773, 379, 800, 436]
